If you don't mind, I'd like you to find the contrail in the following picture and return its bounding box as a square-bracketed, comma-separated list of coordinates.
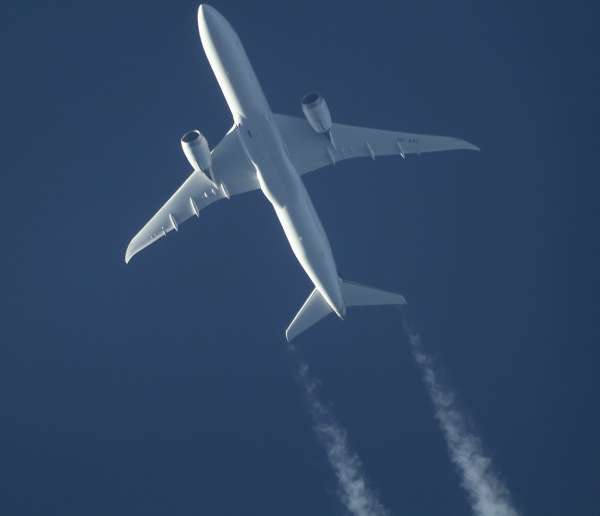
[404, 323, 519, 516]
[288, 344, 390, 516]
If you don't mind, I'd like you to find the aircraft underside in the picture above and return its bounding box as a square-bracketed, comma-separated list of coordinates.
[125, 4, 479, 340]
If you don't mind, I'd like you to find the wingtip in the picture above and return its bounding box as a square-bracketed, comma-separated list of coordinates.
[456, 137, 480, 152]
[465, 140, 480, 152]
[285, 326, 296, 342]
[125, 245, 135, 264]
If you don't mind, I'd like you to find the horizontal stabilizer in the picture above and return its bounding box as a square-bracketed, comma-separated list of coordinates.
[340, 279, 406, 307]
[286, 288, 333, 342]
[286, 280, 406, 341]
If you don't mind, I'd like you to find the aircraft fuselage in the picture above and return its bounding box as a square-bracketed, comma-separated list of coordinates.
[199, 5, 345, 318]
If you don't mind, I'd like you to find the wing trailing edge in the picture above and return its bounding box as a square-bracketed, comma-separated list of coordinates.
[272, 114, 479, 176]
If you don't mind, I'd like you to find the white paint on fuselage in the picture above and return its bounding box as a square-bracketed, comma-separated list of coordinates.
[198, 5, 345, 317]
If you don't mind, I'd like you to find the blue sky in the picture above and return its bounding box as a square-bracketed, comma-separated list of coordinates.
[1, 1, 599, 515]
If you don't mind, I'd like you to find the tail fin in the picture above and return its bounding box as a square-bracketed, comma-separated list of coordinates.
[285, 279, 406, 341]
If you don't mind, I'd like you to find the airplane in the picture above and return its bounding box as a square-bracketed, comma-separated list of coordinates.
[125, 4, 479, 341]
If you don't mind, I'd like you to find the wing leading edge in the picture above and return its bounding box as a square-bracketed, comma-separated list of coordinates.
[273, 114, 479, 176]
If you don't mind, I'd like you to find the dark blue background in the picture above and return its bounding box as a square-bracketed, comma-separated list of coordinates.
[1, 1, 599, 515]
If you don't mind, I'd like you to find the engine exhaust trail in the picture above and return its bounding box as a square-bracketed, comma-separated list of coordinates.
[287, 343, 390, 516]
[403, 321, 519, 516]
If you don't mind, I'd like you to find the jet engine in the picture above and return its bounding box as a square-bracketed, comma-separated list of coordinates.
[301, 92, 335, 147]
[181, 130, 212, 174]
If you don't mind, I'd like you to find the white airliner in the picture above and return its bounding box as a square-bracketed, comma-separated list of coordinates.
[126, 4, 479, 341]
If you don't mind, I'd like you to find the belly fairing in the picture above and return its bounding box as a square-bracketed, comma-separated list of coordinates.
[237, 116, 301, 208]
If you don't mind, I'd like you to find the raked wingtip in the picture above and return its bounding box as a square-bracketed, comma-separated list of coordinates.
[125, 244, 134, 264]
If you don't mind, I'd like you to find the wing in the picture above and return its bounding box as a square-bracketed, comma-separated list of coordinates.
[125, 170, 224, 263]
[125, 126, 259, 263]
[273, 114, 479, 176]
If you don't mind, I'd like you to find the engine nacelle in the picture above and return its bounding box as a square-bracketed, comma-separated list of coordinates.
[301, 93, 335, 148]
[301, 92, 332, 133]
[181, 130, 212, 174]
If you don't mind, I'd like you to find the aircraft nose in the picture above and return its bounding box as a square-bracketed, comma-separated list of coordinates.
[199, 4, 211, 16]
[199, 4, 229, 43]
[198, 4, 218, 27]
[198, 4, 220, 45]
[198, 4, 209, 25]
